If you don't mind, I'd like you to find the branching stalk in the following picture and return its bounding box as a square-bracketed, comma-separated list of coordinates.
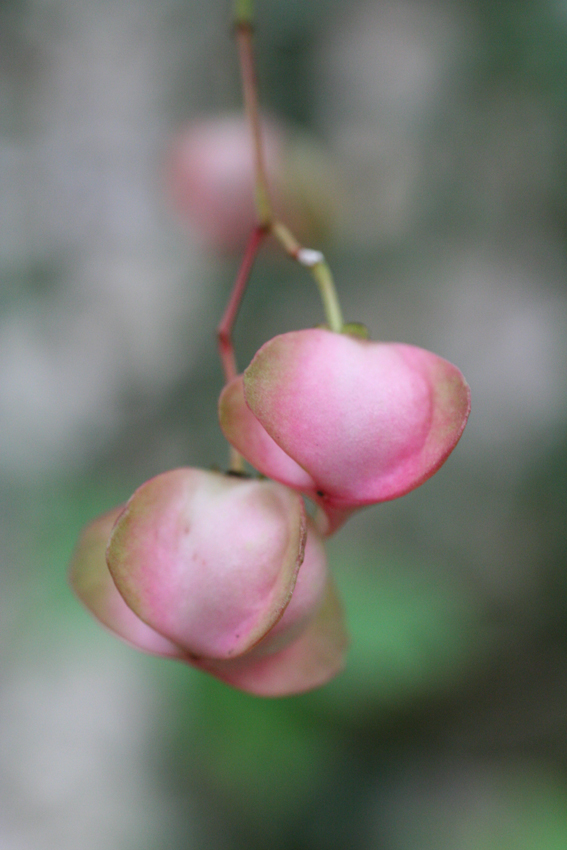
[217, 225, 267, 383]
[272, 222, 344, 332]
[232, 0, 345, 333]
[221, 0, 345, 469]
[217, 224, 266, 475]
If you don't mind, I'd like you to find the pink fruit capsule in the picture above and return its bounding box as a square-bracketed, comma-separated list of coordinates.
[69, 505, 185, 659]
[69, 468, 347, 696]
[219, 328, 471, 533]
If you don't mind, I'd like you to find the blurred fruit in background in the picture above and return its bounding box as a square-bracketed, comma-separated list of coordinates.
[166, 113, 340, 252]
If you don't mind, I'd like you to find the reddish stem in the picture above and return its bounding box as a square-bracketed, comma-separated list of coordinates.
[236, 22, 272, 225]
[217, 224, 268, 383]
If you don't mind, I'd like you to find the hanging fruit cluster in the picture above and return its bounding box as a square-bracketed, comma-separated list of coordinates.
[69, 6, 470, 697]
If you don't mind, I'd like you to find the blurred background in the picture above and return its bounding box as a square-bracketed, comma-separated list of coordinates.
[2, 0, 567, 847]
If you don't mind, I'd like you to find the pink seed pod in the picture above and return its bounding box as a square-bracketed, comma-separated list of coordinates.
[166, 114, 338, 253]
[219, 329, 471, 533]
[69, 506, 185, 659]
[69, 468, 347, 696]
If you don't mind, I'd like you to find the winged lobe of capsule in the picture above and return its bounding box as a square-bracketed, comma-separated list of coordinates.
[69, 467, 348, 696]
[219, 328, 471, 533]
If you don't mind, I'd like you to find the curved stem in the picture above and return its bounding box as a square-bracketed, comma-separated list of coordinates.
[232, 2, 345, 332]
[223, 0, 344, 471]
[217, 225, 268, 472]
[217, 225, 267, 473]
[272, 221, 344, 332]
[217, 225, 267, 383]
[310, 261, 344, 334]
[217, 225, 266, 474]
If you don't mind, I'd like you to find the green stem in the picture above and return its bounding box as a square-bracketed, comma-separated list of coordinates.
[310, 260, 344, 333]
[232, 0, 344, 333]
[233, 0, 254, 26]
[272, 221, 344, 332]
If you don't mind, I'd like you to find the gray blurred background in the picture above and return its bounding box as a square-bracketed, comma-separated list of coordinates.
[2, 0, 567, 847]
